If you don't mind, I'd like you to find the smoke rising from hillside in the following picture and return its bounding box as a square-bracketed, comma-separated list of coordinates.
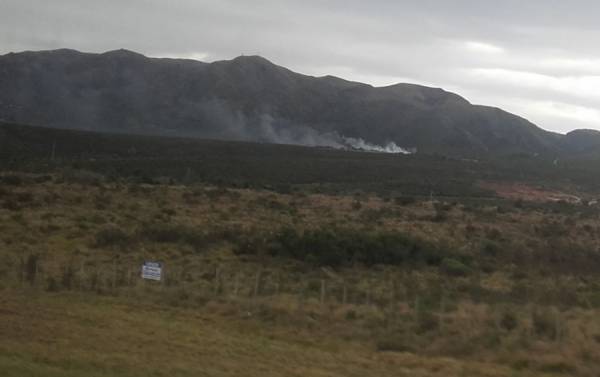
[197, 99, 412, 154]
[341, 137, 412, 154]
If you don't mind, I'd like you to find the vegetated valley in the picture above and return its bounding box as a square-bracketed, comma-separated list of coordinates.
[3, 123, 600, 376]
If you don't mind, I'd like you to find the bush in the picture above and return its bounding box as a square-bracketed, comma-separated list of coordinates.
[441, 258, 470, 276]
[46, 277, 59, 292]
[61, 169, 105, 185]
[204, 188, 237, 200]
[481, 241, 501, 257]
[24, 254, 38, 284]
[268, 228, 439, 266]
[394, 196, 416, 206]
[499, 311, 519, 331]
[536, 221, 568, 238]
[538, 362, 576, 374]
[13, 191, 34, 205]
[94, 225, 132, 248]
[432, 202, 450, 222]
[432, 210, 448, 222]
[0, 174, 23, 185]
[235, 227, 445, 268]
[138, 222, 207, 249]
[415, 310, 439, 334]
[532, 309, 557, 339]
[376, 335, 414, 352]
[485, 227, 502, 240]
[61, 264, 75, 290]
[2, 200, 20, 211]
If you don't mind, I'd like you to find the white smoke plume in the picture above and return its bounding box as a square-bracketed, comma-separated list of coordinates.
[256, 115, 415, 154]
[194, 100, 414, 154]
[341, 137, 413, 154]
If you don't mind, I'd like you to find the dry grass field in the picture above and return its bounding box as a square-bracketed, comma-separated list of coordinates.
[2, 172, 600, 375]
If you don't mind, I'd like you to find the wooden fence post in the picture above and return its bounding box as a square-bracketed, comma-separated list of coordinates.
[19, 256, 25, 287]
[214, 266, 221, 296]
[253, 270, 262, 297]
[37, 260, 43, 290]
[439, 294, 446, 332]
[414, 295, 420, 324]
[112, 259, 117, 291]
[320, 279, 326, 304]
[233, 273, 240, 297]
[296, 281, 306, 312]
[80, 260, 86, 291]
[554, 307, 561, 343]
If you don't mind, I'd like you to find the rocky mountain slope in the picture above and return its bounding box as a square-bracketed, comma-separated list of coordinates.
[1, 48, 596, 157]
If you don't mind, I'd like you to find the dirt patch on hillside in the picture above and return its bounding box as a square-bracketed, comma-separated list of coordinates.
[480, 182, 581, 203]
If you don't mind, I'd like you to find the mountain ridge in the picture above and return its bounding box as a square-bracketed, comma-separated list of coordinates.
[0, 48, 595, 157]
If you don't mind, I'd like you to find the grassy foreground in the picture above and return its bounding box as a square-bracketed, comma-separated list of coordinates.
[1, 289, 555, 377]
[2, 172, 600, 375]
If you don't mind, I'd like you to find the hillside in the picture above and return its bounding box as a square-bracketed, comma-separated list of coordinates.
[560, 129, 600, 158]
[4, 121, 600, 197]
[0, 48, 571, 157]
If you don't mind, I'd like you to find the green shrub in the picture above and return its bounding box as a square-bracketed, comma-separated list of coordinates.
[0, 174, 24, 185]
[481, 241, 501, 257]
[15, 192, 34, 203]
[94, 225, 132, 248]
[432, 209, 448, 222]
[532, 309, 557, 339]
[536, 221, 568, 238]
[538, 361, 576, 374]
[24, 254, 38, 285]
[499, 311, 518, 331]
[441, 258, 470, 276]
[237, 227, 444, 267]
[434, 202, 453, 212]
[138, 222, 207, 249]
[204, 187, 238, 200]
[376, 335, 413, 352]
[61, 264, 75, 290]
[61, 169, 105, 185]
[394, 196, 416, 206]
[2, 200, 20, 211]
[415, 310, 439, 334]
[345, 310, 358, 321]
[510, 359, 530, 371]
[46, 276, 59, 292]
[485, 227, 502, 240]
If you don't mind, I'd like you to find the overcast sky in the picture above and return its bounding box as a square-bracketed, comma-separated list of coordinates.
[2, 0, 600, 133]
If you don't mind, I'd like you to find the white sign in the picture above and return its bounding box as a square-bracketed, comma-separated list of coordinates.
[141, 261, 162, 281]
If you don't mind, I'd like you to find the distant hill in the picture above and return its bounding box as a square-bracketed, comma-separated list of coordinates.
[559, 129, 600, 158]
[0, 48, 594, 157]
